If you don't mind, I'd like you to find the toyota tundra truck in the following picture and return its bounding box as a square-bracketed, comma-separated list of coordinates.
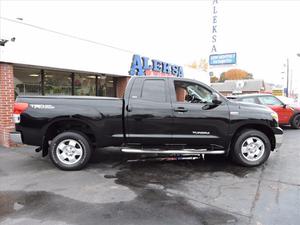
[10, 76, 283, 170]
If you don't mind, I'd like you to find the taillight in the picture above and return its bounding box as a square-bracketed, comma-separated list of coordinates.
[13, 102, 28, 123]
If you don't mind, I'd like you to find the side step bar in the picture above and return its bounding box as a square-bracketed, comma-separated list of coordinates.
[121, 148, 225, 155]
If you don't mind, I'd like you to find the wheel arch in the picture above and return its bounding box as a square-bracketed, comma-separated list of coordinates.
[42, 118, 97, 157]
[230, 124, 276, 153]
[289, 112, 300, 124]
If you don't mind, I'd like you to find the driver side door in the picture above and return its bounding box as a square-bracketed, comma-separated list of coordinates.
[169, 79, 230, 149]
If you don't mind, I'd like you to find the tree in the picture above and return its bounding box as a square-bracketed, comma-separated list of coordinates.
[210, 76, 219, 83]
[187, 58, 208, 72]
[219, 69, 253, 82]
[219, 72, 225, 82]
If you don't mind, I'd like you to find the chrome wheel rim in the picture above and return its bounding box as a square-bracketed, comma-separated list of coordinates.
[56, 139, 83, 165]
[241, 137, 265, 162]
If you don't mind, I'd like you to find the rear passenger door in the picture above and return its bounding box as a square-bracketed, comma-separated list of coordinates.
[125, 78, 173, 146]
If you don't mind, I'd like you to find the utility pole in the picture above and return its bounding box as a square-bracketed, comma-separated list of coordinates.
[286, 58, 289, 97]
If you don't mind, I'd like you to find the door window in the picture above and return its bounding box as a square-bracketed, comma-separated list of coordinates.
[174, 81, 213, 103]
[258, 96, 282, 106]
[141, 79, 167, 102]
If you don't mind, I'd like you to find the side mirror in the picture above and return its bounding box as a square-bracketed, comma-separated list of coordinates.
[282, 104, 287, 108]
[212, 93, 222, 105]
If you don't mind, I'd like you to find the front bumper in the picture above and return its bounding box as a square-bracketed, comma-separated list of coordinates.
[272, 127, 283, 149]
[10, 131, 23, 144]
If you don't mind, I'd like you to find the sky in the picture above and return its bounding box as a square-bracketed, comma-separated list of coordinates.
[1, 0, 300, 93]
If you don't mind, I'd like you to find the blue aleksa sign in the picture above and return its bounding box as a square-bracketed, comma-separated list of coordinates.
[129, 54, 184, 77]
[209, 53, 237, 66]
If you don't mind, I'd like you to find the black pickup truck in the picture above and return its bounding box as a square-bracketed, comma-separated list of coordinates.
[11, 76, 283, 170]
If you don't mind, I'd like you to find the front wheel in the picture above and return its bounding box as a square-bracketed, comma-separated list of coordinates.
[231, 129, 271, 167]
[291, 114, 300, 129]
[49, 131, 92, 170]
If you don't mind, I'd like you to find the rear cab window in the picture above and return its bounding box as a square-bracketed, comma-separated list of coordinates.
[141, 79, 167, 102]
[128, 78, 169, 103]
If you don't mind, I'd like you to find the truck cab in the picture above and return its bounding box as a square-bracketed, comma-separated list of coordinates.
[124, 77, 231, 150]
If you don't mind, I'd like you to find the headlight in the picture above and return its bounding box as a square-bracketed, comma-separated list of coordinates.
[271, 112, 279, 122]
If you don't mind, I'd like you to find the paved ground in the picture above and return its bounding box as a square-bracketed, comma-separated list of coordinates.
[0, 128, 299, 225]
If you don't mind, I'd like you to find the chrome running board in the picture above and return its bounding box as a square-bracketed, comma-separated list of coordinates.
[121, 148, 225, 155]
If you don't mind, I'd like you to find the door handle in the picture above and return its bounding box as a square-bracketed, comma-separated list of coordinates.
[174, 107, 188, 112]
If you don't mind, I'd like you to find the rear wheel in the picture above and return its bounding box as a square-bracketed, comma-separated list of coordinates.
[231, 129, 271, 167]
[291, 114, 300, 129]
[49, 131, 92, 170]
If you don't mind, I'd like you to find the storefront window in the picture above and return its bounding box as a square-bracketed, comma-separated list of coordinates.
[13, 66, 117, 97]
[14, 67, 41, 96]
[44, 70, 72, 95]
[97, 75, 116, 97]
[74, 74, 96, 96]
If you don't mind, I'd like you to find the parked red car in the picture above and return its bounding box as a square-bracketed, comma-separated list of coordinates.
[228, 94, 300, 129]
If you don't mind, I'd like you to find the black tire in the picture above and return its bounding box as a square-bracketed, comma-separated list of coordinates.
[291, 114, 300, 129]
[49, 131, 92, 170]
[231, 129, 271, 167]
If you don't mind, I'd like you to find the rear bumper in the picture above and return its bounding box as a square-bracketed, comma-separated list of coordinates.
[272, 127, 283, 149]
[10, 131, 23, 144]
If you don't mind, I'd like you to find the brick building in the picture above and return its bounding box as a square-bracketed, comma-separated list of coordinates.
[0, 64, 15, 147]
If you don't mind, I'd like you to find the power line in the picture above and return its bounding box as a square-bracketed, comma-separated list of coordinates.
[0, 16, 134, 54]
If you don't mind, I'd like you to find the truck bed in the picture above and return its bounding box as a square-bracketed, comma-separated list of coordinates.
[16, 95, 124, 147]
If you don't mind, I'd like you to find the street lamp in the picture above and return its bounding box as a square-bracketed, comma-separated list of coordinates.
[283, 54, 300, 97]
[287, 58, 289, 97]
[284, 58, 289, 97]
[295, 54, 300, 102]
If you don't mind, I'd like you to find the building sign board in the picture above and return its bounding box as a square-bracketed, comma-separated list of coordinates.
[209, 53, 237, 66]
[129, 54, 184, 77]
[211, 0, 219, 53]
[272, 89, 284, 96]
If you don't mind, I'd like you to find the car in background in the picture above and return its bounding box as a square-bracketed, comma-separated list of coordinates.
[228, 94, 300, 129]
[276, 96, 298, 105]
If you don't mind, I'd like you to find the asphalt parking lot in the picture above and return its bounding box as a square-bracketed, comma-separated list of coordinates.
[0, 128, 299, 225]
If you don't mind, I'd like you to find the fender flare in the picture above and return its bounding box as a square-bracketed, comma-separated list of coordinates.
[41, 117, 98, 157]
[289, 112, 300, 124]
